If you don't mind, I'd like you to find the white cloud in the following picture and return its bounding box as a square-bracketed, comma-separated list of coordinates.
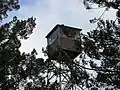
[9, 0, 116, 57]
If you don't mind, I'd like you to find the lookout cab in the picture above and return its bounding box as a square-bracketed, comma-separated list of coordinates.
[46, 24, 82, 61]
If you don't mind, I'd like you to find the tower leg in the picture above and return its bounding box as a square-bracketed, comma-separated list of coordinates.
[59, 62, 62, 90]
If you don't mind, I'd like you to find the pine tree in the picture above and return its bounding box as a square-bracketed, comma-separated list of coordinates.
[81, 0, 120, 89]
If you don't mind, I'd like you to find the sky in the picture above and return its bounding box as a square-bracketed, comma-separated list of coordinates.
[5, 0, 117, 58]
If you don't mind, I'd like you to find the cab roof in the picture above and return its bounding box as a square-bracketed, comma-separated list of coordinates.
[45, 24, 82, 38]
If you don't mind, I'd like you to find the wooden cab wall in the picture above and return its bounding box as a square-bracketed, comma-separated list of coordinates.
[46, 24, 82, 60]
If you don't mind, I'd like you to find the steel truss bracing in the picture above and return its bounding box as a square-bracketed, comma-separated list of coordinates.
[46, 50, 85, 90]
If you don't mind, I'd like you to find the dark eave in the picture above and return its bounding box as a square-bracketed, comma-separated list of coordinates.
[45, 24, 60, 38]
[45, 24, 82, 38]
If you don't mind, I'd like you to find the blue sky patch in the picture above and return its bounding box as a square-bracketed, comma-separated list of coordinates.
[20, 0, 39, 5]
